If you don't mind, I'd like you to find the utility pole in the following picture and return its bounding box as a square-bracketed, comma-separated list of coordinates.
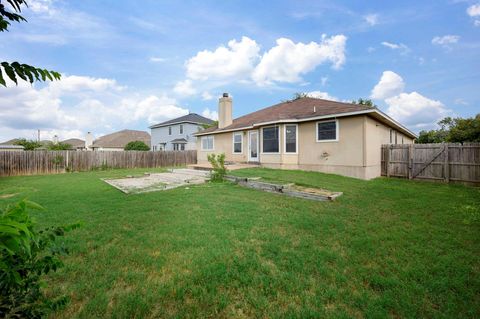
[37, 129, 40, 142]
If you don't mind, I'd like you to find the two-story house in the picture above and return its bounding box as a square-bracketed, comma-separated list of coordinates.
[149, 113, 215, 151]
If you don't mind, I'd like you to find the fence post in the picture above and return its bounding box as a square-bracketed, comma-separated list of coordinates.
[386, 145, 391, 177]
[408, 144, 413, 179]
[444, 144, 449, 182]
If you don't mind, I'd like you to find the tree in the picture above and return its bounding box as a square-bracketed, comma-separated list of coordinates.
[0, 0, 61, 86]
[416, 114, 480, 144]
[417, 129, 448, 144]
[352, 98, 376, 108]
[201, 120, 218, 129]
[14, 138, 43, 150]
[124, 141, 150, 151]
[47, 142, 72, 150]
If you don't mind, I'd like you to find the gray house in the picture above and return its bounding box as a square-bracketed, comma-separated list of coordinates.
[149, 113, 215, 151]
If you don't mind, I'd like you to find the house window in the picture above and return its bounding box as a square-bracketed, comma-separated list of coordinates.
[180, 125, 183, 134]
[168, 127, 172, 135]
[173, 143, 185, 151]
[285, 124, 297, 153]
[233, 132, 242, 153]
[317, 120, 338, 142]
[262, 126, 279, 153]
[201, 136, 214, 150]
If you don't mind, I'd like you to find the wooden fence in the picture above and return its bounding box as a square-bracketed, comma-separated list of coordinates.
[0, 150, 197, 177]
[381, 143, 480, 184]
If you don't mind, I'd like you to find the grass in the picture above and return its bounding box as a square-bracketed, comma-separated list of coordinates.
[0, 167, 479, 318]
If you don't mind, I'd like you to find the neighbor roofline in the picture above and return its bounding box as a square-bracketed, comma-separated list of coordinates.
[149, 120, 210, 129]
[194, 109, 417, 139]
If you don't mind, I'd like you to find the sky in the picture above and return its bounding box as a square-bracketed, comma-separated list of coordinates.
[0, 0, 479, 141]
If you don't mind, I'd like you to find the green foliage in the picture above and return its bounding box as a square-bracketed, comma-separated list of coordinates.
[207, 153, 227, 181]
[0, 200, 80, 318]
[47, 142, 72, 151]
[417, 114, 480, 143]
[352, 98, 376, 108]
[124, 141, 150, 151]
[1, 0, 61, 86]
[14, 138, 43, 150]
[201, 121, 218, 129]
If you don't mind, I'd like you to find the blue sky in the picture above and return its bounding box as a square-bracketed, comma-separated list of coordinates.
[0, 0, 479, 141]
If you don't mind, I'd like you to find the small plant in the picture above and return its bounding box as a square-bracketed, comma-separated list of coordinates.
[207, 153, 227, 182]
[0, 200, 80, 318]
[124, 141, 150, 151]
[52, 155, 64, 167]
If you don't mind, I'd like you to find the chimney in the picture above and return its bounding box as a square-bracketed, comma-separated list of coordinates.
[52, 135, 59, 144]
[218, 93, 233, 129]
[85, 132, 94, 150]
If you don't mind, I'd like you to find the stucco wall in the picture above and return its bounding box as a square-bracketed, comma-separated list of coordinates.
[196, 115, 414, 180]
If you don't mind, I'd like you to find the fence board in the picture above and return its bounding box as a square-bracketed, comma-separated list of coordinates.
[381, 143, 480, 185]
[0, 150, 197, 177]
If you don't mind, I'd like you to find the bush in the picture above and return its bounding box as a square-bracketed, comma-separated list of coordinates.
[47, 142, 72, 151]
[14, 138, 43, 150]
[207, 153, 227, 182]
[124, 141, 150, 151]
[0, 200, 80, 317]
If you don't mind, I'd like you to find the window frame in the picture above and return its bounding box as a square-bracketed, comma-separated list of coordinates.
[168, 126, 172, 135]
[201, 135, 214, 151]
[179, 124, 183, 134]
[261, 125, 280, 154]
[232, 132, 243, 154]
[316, 119, 339, 143]
[284, 124, 298, 154]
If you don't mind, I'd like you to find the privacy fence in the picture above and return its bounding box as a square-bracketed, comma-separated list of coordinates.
[381, 143, 480, 185]
[0, 150, 197, 177]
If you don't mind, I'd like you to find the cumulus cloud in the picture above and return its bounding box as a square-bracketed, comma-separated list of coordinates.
[252, 34, 347, 85]
[371, 71, 450, 129]
[202, 108, 218, 120]
[173, 79, 196, 96]
[185, 36, 260, 81]
[381, 41, 410, 54]
[364, 14, 378, 26]
[306, 91, 338, 101]
[370, 71, 405, 100]
[201, 91, 214, 100]
[432, 35, 460, 47]
[467, 3, 480, 26]
[0, 75, 188, 141]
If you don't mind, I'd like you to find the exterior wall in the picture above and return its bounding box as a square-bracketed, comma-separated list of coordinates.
[151, 123, 202, 151]
[196, 115, 415, 180]
[93, 147, 125, 151]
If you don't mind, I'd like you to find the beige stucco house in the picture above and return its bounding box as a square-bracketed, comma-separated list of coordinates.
[195, 93, 416, 180]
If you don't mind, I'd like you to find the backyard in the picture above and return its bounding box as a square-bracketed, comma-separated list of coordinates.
[0, 168, 479, 318]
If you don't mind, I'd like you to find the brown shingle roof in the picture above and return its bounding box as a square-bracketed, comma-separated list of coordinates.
[198, 97, 372, 134]
[61, 138, 85, 149]
[92, 130, 151, 148]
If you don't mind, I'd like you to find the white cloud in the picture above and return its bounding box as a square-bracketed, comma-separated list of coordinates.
[185, 36, 260, 81]
[202, 108, 218, 121]
[432, 35, 460, 46]
[385, 92, 449, 128]
[467, 4, 480, 17]
[252, 34, 347, 85]
[370, 71, 450, 130]
[381, 41, 410, 54]
[371, 71, 405, 100]
[173, 79, 196, 96]
[0, 74, 188, 141]
[306, 91, 338, 101]
[201, 91, 214, 100]
[364, 14, 378, 26]
[150, 57, 166, 62]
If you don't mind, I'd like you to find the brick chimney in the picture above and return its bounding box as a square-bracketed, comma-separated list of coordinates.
[218, 93, 233, 129]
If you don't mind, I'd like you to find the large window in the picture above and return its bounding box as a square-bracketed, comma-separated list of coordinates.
[262, 126, 279, 153]
[233, 132, 242, 153]
[317, 120, 338, 142]
[284, 124, 297, 153]
[201, 136, 214, 150]
[179, 125, 183, 134]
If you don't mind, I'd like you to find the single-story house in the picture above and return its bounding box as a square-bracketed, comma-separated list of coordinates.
[149, 113, 215, 151]
[0, 144, 24, 151]
[61, 138, 86, 150]
[86, 129, 151, 151]
[195, 93, 416, 180]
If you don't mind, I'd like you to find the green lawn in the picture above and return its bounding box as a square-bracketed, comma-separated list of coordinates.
[1, 168, 479, 318]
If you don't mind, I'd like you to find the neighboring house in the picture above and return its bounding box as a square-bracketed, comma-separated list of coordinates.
[195, 93, 417, 180]
[0, 139, 24, 151]
[149, 113, 215, 151]
[61, 138, 86, 150]
[88, 129, 151, 151]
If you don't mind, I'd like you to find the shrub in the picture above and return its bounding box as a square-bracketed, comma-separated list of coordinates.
[207, 153, 227, 181]
[14, 138, 43, 150]
[0, 200, 80, 317]
[124, 141, 150, 151]
[47, 142, 72, 151]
